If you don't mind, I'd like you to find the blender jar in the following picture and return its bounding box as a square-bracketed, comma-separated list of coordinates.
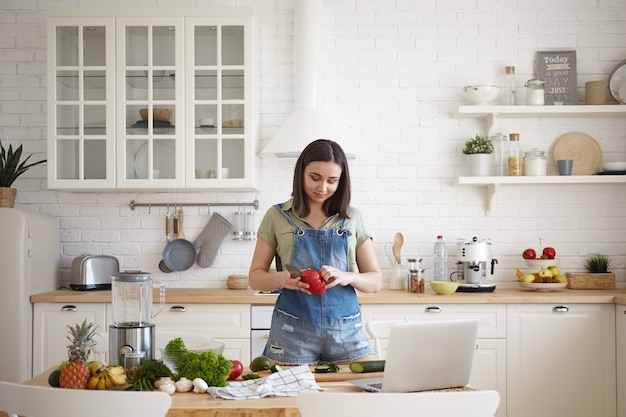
[111, 271, 165, 326]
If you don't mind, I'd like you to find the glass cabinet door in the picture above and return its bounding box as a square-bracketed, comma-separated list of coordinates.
[47, 18, 115, 189]
[116, 18, 185, 188]
[187, 19, 249, 186]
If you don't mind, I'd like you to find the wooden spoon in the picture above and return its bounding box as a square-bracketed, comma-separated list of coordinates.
[393, 232, 404, 264]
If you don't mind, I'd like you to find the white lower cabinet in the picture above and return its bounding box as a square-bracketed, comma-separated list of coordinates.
[32, 302, 108, 376]
[360, 304, 507, 416]
[152, 304, 251, 362]
[617, 304, 626, 417]
[507, 304, 616, 417]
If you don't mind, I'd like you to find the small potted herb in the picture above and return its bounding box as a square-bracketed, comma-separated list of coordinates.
[0, 141, 47, 208]
[566, 254, 616, 290]
[463, 134, 493, 176]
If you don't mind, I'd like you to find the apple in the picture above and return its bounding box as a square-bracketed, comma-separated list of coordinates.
[555, 274, 568, 283]
[538, 268, 554, 279]
[519, 274, 535, 283]
[522, 249, 537, 259]
[542, 247, 556, 259]
[548, 266, 561, 277]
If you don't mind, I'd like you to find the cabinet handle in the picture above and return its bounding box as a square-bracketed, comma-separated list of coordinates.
[553, 305, 569, 313]
[169, 306, 187, 312]
[61, 305, 77, 311]
[425, 306, 442, 313]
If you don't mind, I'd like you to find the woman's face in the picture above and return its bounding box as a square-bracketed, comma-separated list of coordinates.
[303, 160, 342, 205]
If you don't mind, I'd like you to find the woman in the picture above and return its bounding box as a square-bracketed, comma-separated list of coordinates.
[248, 139, 382, 365]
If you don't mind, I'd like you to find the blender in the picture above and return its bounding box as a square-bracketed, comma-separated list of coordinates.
[451, 237, 498, 292]
[109, 271, 165, 365]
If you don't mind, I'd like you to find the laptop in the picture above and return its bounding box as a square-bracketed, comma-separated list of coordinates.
[348, 319, 479, 392]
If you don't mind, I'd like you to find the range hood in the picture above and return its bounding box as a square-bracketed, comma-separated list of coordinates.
[261, 0, 349, 158]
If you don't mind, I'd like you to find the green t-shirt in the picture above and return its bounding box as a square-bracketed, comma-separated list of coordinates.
[257, 199, 371, 273]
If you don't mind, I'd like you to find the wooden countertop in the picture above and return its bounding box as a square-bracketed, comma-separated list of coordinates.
[17, 367, 370, 417]
[31, 287, 626, 305]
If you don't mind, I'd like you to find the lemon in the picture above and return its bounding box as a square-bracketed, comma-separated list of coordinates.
[519, 274, 535, 283]
[250, 356, 271, 372]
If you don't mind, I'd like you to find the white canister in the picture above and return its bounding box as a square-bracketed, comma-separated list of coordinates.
[524, 148, 547, 176]
[524, 79, 546, 105]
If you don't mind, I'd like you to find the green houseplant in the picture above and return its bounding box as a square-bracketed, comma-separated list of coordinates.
[566, 253, 616, 290]
[0, 141, 47, 208]
[463, 134, 493, 176]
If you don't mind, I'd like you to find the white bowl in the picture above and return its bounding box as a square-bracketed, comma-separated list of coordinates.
[601, 161, 626, 172]
[463, 85, 500, 105]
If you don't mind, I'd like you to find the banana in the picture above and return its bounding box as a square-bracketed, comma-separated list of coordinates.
[97, 374, 107, 390]
[515, 268, 523, 278]
[104, 372, 115, 389]
[87, 375, 100, 390]
[107, 367, 128, 386]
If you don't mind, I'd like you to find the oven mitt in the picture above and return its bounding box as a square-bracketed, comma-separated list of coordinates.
[194, 212, 233, 268]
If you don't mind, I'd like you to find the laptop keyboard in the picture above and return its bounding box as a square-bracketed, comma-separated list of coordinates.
[369, 382, 383, 390]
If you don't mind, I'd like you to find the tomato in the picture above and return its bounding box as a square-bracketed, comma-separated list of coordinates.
[542, 247, 556, 259]
[228, 359, 244, 380]
[522, 248, 537, 259]
[300, 269, 326, 294]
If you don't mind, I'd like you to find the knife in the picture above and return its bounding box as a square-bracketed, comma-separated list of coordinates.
[285, 263, 302, 278]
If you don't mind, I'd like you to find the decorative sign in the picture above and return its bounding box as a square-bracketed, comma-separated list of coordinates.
[536, 50, 577, 105]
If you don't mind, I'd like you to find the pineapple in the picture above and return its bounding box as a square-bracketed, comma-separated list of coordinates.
[59, 319, 98, 389]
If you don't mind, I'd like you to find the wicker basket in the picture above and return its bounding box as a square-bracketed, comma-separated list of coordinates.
[0, 187, 17, 208]
[227, 275, 249, 290]
[566, 272, 615, 290]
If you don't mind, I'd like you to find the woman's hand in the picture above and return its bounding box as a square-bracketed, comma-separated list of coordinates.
[319, 265, 355, 288]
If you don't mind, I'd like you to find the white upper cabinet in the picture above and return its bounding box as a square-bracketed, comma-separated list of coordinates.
[47, 17, 116, 189]
[47, 9, 258, 191]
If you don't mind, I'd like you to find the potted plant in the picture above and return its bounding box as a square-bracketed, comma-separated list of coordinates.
[0, 141, 47, 208]
[565, 254, 616, 290]
[462, 134, 494, 176]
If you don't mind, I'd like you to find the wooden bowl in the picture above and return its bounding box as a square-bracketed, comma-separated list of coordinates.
[139, 108, 173, 121]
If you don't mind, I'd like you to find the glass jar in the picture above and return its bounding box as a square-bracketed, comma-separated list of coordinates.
[524, 148, 547, 176]
[491, 133, 508, 176]
[507, 133, 523, 176]
[524, 79, 546, 105]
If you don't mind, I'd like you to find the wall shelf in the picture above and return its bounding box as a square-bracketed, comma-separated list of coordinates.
[457, 175, 626, 215]
[456, 104, 626, 135]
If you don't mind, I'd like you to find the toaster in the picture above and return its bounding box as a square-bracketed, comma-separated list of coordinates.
[70, 255, 120, 291]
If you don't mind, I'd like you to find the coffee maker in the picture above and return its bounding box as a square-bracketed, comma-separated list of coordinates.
[108, 271, 165, 365]
[452, 236, 498, 292]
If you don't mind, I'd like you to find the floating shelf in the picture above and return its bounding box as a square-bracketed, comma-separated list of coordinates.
[457, 175, 626, 215]
[456, 104, 626, 135]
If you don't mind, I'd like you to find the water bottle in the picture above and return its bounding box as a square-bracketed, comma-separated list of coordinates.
[433, 235, 448, 282]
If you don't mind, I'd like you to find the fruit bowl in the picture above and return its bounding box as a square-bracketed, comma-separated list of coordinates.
[463, 85, 500, 105]
[430, 281, 459, 295]
[524, 258, 560, 268]
[519, 282, 567, 292]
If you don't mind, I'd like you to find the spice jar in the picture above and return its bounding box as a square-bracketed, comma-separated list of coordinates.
[524, 148, 547, 176]
[507, 133, 523, 176]
[407, 258, 424, 293]
[524, 79, 546, 105]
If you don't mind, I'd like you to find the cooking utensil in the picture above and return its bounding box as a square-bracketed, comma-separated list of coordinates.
[285, 263, 302, 278]
[392, 232, 404, 264]
[553, 132, 602, 175]
[162, 207, 196, 272]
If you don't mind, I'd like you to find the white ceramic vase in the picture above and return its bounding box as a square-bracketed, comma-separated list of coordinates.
[465, 153, 492, 176]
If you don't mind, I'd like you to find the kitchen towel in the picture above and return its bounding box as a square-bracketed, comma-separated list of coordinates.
[207, 365, 321, 400]
[194, 212, 233, 268]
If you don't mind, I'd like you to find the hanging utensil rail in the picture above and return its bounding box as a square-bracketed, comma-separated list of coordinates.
[129, 199, 259, 211]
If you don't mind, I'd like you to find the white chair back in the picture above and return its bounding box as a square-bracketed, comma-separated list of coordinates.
[365, 319, 405, 359]
[0, 381, 171, 417]
[297, 390, 500, 417]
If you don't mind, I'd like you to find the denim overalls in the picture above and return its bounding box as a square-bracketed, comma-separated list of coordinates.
[263, 204, 373, 364]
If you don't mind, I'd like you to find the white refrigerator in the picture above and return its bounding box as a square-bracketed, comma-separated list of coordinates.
[0, 208, 59, 382]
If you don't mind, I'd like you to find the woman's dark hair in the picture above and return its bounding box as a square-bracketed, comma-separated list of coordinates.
[292, 139, 351, 219]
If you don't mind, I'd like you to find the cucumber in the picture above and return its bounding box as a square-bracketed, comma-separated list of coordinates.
[314, 362, 340, 373]
[349, 360, 386, 373]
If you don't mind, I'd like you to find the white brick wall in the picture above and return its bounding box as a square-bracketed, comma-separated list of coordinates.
[2, 0, 625, 289]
